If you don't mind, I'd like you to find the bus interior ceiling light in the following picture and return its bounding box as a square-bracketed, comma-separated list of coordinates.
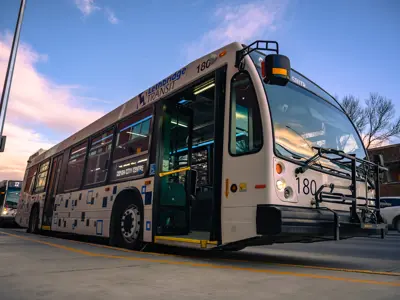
[127, 131, 147, 137]
[171, 120, 188, 127]
[193, 79, 215, 95]
[178, 99, 189, 104]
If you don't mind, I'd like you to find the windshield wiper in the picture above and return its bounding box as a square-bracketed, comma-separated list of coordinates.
[282, 126, 323, 174]
[294, 146, 351, 176]
[275, 142, 306, 160]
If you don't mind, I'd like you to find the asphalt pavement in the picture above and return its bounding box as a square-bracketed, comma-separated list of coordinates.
[0, 228, 398, 300]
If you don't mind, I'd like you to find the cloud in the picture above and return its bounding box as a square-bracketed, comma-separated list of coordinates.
[74, 0, 119, 24]
[0, 31, 105, 180]
[184, 0, 288, 61]
[104, 7, 119, 24]
[74, 0, 100, 16]
[0, 123, 55, 180]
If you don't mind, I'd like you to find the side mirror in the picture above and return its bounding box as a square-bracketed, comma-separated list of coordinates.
[262, 54, 291, 86]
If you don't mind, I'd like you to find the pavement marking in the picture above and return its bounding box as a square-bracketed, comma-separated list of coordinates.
[2, 231, 400, 287]
[36, 231, 400, 278]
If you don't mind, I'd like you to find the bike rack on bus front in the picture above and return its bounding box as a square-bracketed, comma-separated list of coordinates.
[312, 147, 388, 240]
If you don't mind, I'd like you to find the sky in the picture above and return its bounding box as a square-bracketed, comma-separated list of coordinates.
[0, 0, 399, 180]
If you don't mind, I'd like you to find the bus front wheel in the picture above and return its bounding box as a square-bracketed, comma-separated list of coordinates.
[110, 199, 143, 250]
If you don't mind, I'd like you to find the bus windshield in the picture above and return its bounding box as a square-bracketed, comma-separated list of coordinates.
[249, 52, 367, 164]
[5, 186, 21, 209]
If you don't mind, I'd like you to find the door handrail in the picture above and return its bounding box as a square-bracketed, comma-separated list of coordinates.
[159, 166, 191, 177]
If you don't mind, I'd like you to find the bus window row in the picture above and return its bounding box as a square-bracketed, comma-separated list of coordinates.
[24, 107, 153, 196]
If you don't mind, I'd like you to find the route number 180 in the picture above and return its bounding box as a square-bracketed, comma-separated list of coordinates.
[296, 177, 317, 196]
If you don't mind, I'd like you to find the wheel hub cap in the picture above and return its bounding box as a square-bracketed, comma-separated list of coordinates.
[120, 206, 140, 242]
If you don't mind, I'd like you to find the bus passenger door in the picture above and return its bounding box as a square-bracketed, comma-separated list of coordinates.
[155, 102, 194, 236]
[221, 71, 266, 243]
[42, 154, 63, 228]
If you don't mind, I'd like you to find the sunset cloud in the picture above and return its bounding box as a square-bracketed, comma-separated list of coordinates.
[0, 31, 104, 180]
[184, 0, 288, 61]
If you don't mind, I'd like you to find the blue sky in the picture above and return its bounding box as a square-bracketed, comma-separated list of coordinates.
[0, 0, 399, 179]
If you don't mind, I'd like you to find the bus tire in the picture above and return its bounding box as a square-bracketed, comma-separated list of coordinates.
[109, 192, 143, 250]
[27, 204, 40, 234]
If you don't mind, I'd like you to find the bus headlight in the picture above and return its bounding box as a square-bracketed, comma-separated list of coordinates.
[276, 179, 286, 191]
[2, 208, 7, 215]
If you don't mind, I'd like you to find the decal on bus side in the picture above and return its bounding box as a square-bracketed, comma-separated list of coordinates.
[137, 67, 187, 109]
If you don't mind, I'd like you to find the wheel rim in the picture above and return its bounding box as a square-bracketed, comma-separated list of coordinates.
[120, 204, 140, 243]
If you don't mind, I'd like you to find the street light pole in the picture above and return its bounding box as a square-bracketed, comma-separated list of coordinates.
[0, 0, 27, 152]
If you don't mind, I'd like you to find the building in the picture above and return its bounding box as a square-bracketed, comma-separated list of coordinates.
[368, 143, 400, 196]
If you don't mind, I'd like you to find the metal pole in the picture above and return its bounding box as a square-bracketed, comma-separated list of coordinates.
[0, 0, 27, 152]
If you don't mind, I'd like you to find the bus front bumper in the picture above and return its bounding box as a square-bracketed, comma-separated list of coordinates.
[256, 204, 386, 240]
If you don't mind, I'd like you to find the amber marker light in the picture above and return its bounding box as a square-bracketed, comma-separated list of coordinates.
[276, 163, 283, 174]
[219, 50, 227, 57]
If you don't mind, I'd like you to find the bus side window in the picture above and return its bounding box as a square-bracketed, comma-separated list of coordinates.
[84, 129, 114, 186]
[110, 108, 153, 181]
[229, 72, 263, 155]
[24, 166, 38, 194]
[33, 160, 50, 193]
[64, 141, 88, 191]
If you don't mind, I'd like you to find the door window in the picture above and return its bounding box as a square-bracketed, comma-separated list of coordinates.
[34, 160, 50, 193]
[24, 166, 38, 193]
[229, 72, 263, 155]
[64, 141, 87, 191]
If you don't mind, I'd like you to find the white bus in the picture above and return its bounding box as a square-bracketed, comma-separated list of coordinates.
[0, 180, 22, 226]
[15, 40, 387, 250]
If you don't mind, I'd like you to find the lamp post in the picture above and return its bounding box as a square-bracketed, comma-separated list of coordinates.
[0, 0, 27, 152]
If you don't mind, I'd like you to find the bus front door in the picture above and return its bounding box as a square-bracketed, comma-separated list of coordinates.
[155, 102, 194, 236]
[42, 154, 63, 228]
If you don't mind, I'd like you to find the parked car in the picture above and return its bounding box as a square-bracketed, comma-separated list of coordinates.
[380, 197, 400, 232]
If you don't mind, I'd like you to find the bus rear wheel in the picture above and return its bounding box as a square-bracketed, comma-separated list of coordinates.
[110, 200, 143, 250]
[27, 205, 39, 234]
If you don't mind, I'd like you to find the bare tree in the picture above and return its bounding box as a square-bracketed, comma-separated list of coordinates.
[341, 93, 400, 149]
[363, 93, 400, 148]
[341, 95, 367, 133]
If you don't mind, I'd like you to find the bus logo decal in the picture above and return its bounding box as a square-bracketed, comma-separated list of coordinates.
[146, 221, 151, 231]
[137, 67, 187, 109]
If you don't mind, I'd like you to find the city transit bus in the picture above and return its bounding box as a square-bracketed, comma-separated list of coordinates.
[15, 40, 387, 250]
[0, 180, 22, 226]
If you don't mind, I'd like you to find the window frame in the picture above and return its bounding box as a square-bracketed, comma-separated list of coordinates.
[110, 107, 155, 183]
[63, 139, 89, 193]
[228, 70, 264, 157]
[24, 165, 38, 194]
[83, 126, 116, 188]
[33, 159, 50, 194]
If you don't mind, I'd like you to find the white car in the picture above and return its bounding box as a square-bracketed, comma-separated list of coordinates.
[380, 197, 400, 232]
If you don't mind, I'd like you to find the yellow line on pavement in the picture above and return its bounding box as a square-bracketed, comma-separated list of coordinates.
[1, 231, 400, 287]
[49, 233, 400, 278]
